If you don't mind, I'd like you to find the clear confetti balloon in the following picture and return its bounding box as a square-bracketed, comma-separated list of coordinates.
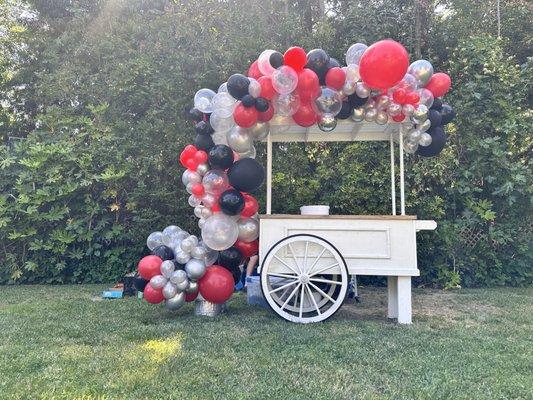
[194, 88, 216, 113]
[345, 64, 360, 82]
[408, 60, 434, 87]
[146, 231, 163, 251]
[314, 87, 342, 116]
[273, 93, 300, 116]
[218, 82, 228, 93]
[416, 88, 434, 108]
[211, 92, 236, 117]
[351, 107, 365, 122]
[419, 132, 433, 146]
[272, 66, 298, 95]
[317, 114, 337, 132]
[201, 213, 239, 251]
[270, 115, 293, 134]
[248, 78, 261, 98]
[212, 131, 229, 146]
[238, 145, 257, 159]
[210, 110, 235, 133]
[202, 170, 229, 196]
[345, 43, 368, 65]
[201, 193, 217, 208]
[226, 126, 253, 153]
[258, 49, 276, 76]
[237, 218, 260, 242]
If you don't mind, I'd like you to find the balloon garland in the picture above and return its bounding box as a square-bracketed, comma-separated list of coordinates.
[134, 39, 455, 312]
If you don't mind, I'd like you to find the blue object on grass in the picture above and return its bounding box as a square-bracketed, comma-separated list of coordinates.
[246, 276, 268, 308]
[102, 290, 123, 299]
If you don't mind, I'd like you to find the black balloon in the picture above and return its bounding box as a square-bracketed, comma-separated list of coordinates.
[208, 144, 234, 170]
[255, 97, 269, 112]
[152, 245, 174, 261]
[194, 133, 215, 152]
[228, 158, 265, 192]
[195, 120, 214, 135]
[133, 274, 149, 292]
[189, 107, 204, 122]
[218, 246, 243, 269]
[222, 264, 242, 285]
[440, 104, 455, 125]
[428, 109, 442, 127]
[337, 101, 352, 120]
[417, 126, 446, 157]
[306, 49, 330, 78]
[349, 93, 368, 108]
[430, 98, 443, 111]
[241, 94, 256, 108]
[269, 51, 284, 69]
[327, 57, 341, 68]
[227, 73, 250, 100]
[219, 189, 245, 216]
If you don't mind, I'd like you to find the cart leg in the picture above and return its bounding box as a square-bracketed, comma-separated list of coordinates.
[387, 276, 398, 319]
[396, 276, 412, 324]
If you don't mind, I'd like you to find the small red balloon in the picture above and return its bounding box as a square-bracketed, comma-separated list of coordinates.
[138, 255, 163, 281]
[234, 239, 258, 258]
[185, 158, 198, 171]
[194, 150, 208, 164]
[325, 67, 346, 90]
[392, 114, 405, 122]
[247, 60, 262, 80]
[191, 183, 205, 197]
[211, 202, 221, 213]
[425, 72, 451, 98]
[241, 194, 259, 217]
[296, 69, 320, 101]
[284, 46, 307, 72]
[179, 144, 198, 168]
[185, 290, 198, 302]
[198, 265, 234, 304]
[233, 102, 258, 128]
[405, 91, 420, 105]
[292, 102, 317, 127]
[359, 39, 409, 89]
[392, 88, 407, 105]
[258, 102, 274, 122]
[144, 285, 165, 304]
[258, 76, 276, 100]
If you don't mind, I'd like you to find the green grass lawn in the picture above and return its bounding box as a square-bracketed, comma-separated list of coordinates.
[0, 285, 531, 400]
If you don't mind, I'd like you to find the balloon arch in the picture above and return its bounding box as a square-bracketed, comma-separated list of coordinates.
[134, 40, 455, 310]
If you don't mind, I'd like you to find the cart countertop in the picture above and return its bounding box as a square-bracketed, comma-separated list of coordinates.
[258, 214, 417, 220]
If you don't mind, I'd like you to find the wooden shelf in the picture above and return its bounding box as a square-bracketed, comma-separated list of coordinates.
[259, 214, 417, 220]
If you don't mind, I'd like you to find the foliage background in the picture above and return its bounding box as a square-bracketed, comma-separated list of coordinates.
[0, 0, 531, 287]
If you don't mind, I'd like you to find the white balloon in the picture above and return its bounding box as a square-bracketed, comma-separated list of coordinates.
[194, 88, 216, 113]
[345, 43, 368, 65]
[237, 218, 259, 242]
[272, 66, 298, 95]
[182, 170, 201, 186]
[226, 126, 253, 153]
[258, 49, 276, 76]
[248, 78, 261, 98]
[201, 213, 239, 251]
[210, 110, 235, 133]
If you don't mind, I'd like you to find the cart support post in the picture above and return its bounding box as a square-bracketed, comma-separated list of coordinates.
[387, 276, 398, 318]
[399, 126, 406, 215]
[266, 132, 272, 215]
[397, 276, 412, 324]
[390, 134, 396, 215]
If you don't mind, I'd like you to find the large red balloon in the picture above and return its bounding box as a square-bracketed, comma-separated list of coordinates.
[143, 285, 165, 304]
[258, 76, 276, 100]
[292, 102, 317, 127]
[325, 67, 346, 90]
[198, 265, 234, 304]
[284, 46, 307, 72]
[296, 69, 320, 101]
[241, 193, 259, 217]
[359, 40, 409, 89]
[233, 102, 258, 128]
[247, 60, 262, 80]
[425, 72, 451, 98]
[138, 255, 163, 281]
[234, 239, 259, 258]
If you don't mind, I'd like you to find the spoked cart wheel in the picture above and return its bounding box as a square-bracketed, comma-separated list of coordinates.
[260, 234, 348, 323]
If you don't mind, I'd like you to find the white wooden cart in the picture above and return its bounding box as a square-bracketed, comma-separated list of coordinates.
[258, 121, 436, 324]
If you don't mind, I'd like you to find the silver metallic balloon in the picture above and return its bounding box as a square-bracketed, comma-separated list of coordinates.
[401, 121, 415, 131]
[180, 237, 195, 253]
[202, 170, 229, 196]
[146, 231, 163, 251]
[201, 193, 217, 208]
[238, 145, 256, 159]
[194, 205, 205, 219]
[200, 207, 213, 219]
[188, 194, 202, 207]
[198, 218, 206, 229]
[237, 217, 260, 242]
[364, 99, 376, 110]
[162, 226, 182, 248]
[149, 274, 167, 290]
[165, 291, 185, 310]
[408, 60, 434, 87]
[176, 230, 190, 241]
[273, 93, 300, 116]
[182, 170, 201, 186]
[185, 258, 207, 280]
[417, 119, 431, 132]
[314, 87, 342, 116]
[351, 107, 365, 122]
[160, 260, 175, 279]
[364, 108, 377, 122]
[407, 129, 422, 143]
[196, 162, 210, 176]
[175, 250, 191, 264]
[345, 43, 368, 65]
[317, 114, 337, 132]
[170, 269, 187, 285]
[191, 245, 207, 260]
[375, 111, 389, 125]
[185, 182, 195, 195]
[416, 88, 434, 108]
[402, 104, 415, 117]
[189, 235, 199, 246]
[175, 277, 189, 292]
[355, 82, 370, 98]
[376, 95, 390, 110]
[419, 132, 433, 147]
[250, 121, 270, 140]
[403, 139, 419, 154]
[387, 102, 402, 116]
[162, 281, 178, 299]
[412, 104, 428, 123]
[186, 281, 199, 294]
[341, 80, 357, 96]
[227, 126, 253, 153]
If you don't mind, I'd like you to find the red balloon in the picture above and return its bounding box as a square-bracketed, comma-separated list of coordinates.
[359, 40, 409, 89]
[392, 88, 407, 104]
[211, 201, 221, 213]
[292, 102, 317, 127]
[247, 60, 262, 80]
[234, 239, 258, 258]
[392, 114, 405, 122]
[241, 193, 259, 217]
[138, 255, 163, 281]
[296, 69, 320, 101]
[258, 102, 274, 122]
[405, 91, 420, 105]
[144, 285, 165, 304]
[284, 46, 307, 72]
[325, 67, 346, 90]
[185, 290, 198, 302]
[233, 102, 258, 128]
[425, 72, 451, 98]
[198, 265, 234, 304]
[258, 76, 276, 100]
[179, 144, 198, 168]
[191, 183, 205, 197]
[185, 158, 198, 171]
[194, 150, 208, 164]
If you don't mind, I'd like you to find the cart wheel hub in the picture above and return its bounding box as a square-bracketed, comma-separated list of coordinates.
[299, 274, 309, 284]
